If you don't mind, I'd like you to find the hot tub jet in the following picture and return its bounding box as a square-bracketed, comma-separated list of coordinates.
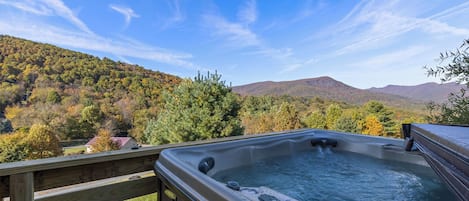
[310, 138, 338, 147]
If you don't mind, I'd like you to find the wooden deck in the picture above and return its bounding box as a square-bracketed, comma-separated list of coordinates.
[0, 131, 294, 201]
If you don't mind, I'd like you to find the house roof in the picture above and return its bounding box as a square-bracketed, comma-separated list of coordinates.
[86, 136, 135, 147]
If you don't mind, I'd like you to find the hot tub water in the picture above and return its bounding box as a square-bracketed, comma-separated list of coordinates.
[212, 148, 454, 201]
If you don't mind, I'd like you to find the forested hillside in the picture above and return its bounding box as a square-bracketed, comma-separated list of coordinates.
[0, 35, 181, 142]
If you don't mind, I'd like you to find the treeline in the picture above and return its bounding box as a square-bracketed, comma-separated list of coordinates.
[142, 73, 425, 147]
[0, 36, 425, 163]
[239, 96, 424, 137]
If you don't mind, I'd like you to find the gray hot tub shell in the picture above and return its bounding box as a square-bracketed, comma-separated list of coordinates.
[155, 129, 440, 201]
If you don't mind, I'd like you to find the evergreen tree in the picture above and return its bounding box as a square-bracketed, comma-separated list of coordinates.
[335, 115, 359, 133]
[144, 72, 243, 145]
[364, 101, 396, 136]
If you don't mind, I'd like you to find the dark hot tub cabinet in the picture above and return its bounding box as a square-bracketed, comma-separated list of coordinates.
[155, 127, 459, 201]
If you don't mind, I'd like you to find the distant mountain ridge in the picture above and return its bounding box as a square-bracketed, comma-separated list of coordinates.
[369, 82, 465, 103]
[232, 76, 422, 108]
[233, 77, 464, 107]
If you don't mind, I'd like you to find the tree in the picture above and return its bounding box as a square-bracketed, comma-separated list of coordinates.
[362, 115, 384, 136]
[303, 111, 326, 129]
[0, 132, 29, 163]
[241, 112, 275, 134]
[427, 93, 469, 124]
[326, 104, 343, 129]
[363, 101, 396, 136]
[90, 129, 120, 153]
[81, 105, 102, 125]
[426, 39, 469, 124]
[241, 96, 274, 115]
[335, 115, 359, 133]
[240, 96, 276, 134]
[144, 72, 243, 145]
[0, 83, 23, 111]
[46, 90, 61, 104]
[272, 102, 302, 132]
[25, 124, 62, 159]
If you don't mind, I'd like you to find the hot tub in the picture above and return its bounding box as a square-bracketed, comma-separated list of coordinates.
[155, 129, 454, 201]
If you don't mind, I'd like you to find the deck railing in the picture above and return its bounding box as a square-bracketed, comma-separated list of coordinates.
[0, 131, 291, 201]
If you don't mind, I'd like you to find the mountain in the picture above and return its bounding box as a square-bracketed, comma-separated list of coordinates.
[232, 76, 423, 108]
[369, 82, 465, 103]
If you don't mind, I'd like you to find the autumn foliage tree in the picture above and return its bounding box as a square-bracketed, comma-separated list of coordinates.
[90, 129, 120, 153]
[362, 115, 384, 136]
[272, 102, 302, 131]
[326, 104, 343, 129]
[25, 124, 62, 159]
[303, 111, 326, 129]
[0, 132, 29, 163]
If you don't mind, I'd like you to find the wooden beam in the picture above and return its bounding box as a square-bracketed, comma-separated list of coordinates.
[34, 155, 157, 191]
[35, 175, 159, 201]
[0, 129, 306, 177]
[10, 172, 34, 201]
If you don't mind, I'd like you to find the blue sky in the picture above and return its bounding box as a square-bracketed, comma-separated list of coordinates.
[1, 0, 469, 89]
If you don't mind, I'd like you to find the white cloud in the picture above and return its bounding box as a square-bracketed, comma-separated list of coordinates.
[247, 47, 293, 60]
[1, 0, 93, 34]
[203, 12, 306, 73]
[320, 0, 469, 55]
[351, 46, 428, 69]
[0, 0, 52, 15]
[167, 0, 184, 22]
[110, 4, 139, 28]
[203, 14, 260, 47]
[238, 0, 256, 25]
[160, 0, 185, 29]
[204, 0, 323, 74]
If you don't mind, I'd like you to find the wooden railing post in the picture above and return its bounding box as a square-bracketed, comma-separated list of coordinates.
[10, 172, 34, 201]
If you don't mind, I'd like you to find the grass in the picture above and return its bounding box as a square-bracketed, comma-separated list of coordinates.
[126, 193, 157, 201]
[63, 145, 86, 155]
